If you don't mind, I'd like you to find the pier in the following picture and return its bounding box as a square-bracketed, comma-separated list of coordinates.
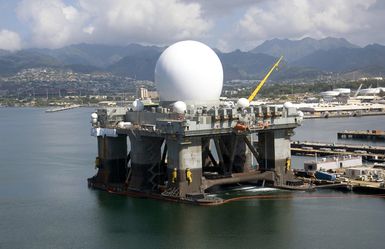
[291, 141, 385, 162]
[301, 179, 385, 194]
[45, 104, 81, 113]
[303, 111, 385, 119]
[337, 130, 385, 140]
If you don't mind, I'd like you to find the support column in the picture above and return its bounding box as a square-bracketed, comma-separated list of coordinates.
[128, 132, 164, 191]
[243, 135, 258, 170]
[166, 137, 203, 197]
[93, 135, 128, 185]
[257, 129, 293, 186]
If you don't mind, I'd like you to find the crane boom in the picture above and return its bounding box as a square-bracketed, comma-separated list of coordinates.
[354, 83, 363, 97]
[248, 56, 283, 102]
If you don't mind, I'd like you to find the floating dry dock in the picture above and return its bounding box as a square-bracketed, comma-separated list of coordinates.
[88, 104, 304, 204]
[86, 40, 309, 204]
[338, 130, 385, 140]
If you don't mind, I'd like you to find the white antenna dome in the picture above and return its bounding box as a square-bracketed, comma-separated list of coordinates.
[237, 98, 250, 108]
[283, 102, 294, 108]
[155, 40, 223, 103]
[90, 112, 98, 124]
[132, 99, 144, 111]
[297, 110, 304, 118]
[172, 101, 187, 114]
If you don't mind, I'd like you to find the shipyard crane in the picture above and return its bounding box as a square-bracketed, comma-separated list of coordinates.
[354, 83, 363, 97]
[248, 56, 283, 102]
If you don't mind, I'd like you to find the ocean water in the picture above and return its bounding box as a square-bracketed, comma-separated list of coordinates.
[0, 108, 384, 249]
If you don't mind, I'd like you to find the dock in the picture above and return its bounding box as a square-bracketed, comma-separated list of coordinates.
[313, 181, 385, 194]
[303, 111, 385, 119]
[337, 130, 385, 140]
[291, 141, 385, 162]
[349, 180, 385, 194]
[45, 105, 81, 113]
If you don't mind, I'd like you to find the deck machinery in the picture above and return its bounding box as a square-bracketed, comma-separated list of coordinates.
[88, 103, 303, 204]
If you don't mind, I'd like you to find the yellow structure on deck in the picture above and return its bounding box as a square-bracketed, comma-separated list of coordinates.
[248, 56, 283, 102]
[171, 168, 178, 183]
[285, 157, 291, 172]
[186, 168, 192, 184]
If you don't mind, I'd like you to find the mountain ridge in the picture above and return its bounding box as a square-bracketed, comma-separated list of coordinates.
[293, 44, 385, 72]
[1, 38, 385, 80]
[249, 37, 358, 62]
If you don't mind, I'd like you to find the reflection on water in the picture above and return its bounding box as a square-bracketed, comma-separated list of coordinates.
[0, 108, 385, 249]
[92, 188, 296, 249]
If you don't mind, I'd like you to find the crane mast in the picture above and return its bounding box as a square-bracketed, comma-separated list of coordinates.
[248, 56, 283, 102]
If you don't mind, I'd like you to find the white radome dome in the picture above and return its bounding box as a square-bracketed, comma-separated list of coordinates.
[155, 40, 223, 103]
[297, 111, 304, 124]
[90, 112, 98, 124]
[172, 101, 187, 114]
[283, 102, 294, 108]
[237, 98, 250, 108]
[297, 110, 304, 118]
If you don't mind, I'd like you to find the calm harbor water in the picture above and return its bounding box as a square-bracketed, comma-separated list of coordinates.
[1, 108, 384, 249]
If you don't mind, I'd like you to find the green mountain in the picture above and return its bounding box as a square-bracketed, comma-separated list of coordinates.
[108, 50, 162, 80]
[293, 44, 385, 72]
[30, 43, 164, 67]
[1, 39, 385, 80]
[250, 37, 358, 62]
[218, 50, 278, 80]
[0, 51, 62, 76]
[107, 49, 282, 81]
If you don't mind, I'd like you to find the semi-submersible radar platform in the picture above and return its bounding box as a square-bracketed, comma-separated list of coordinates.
[87, 41, 305, 205]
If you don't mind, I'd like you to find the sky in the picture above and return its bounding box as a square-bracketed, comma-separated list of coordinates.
[1, 0, 385, 52]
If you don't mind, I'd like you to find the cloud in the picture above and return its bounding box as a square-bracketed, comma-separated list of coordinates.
[0, 29, 22, 51]
[16, 0, 211, 48]
[17, 0, 88, 48]
[10, 0, 385, 50]
[183, 0, 264, 16]
[79, 0, 211, 45]
[234, 0, 385, 48]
